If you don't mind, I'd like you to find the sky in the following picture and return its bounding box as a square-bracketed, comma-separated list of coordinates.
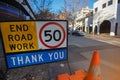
[29, 0, 96, 14]
[89, 0, 96, 9]
[51, 0, 97, 13]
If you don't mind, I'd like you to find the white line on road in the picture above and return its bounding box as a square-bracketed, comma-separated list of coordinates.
[68, 43, 82, 47]
[101, 59, 120, 72]
[87, 37, 120, 47]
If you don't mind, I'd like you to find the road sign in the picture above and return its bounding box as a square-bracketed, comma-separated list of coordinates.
[37, 21, 66, 49]
[0, 20, 68, 69]
[0, 21, 38, 53]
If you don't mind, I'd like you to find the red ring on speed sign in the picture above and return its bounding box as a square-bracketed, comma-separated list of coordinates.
[39, 22, 66, 49]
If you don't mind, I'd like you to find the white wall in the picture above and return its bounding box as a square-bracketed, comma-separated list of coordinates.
[117, 3, 120, 35]
[93, 0, 118, 36]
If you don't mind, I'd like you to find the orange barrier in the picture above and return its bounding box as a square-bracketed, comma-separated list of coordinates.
[56, 73, 70, 80]
[74, 70, 86, 78]
[84, 50, 102, 80]
[69, 70, 85, 80]
[70, 74, 84, 80]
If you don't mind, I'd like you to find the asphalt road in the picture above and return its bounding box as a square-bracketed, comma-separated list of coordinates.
[0, 35, 120, 80]
[68, 35, 120, 80]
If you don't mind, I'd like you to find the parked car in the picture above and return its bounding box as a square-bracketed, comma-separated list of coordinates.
[72, 30, 85, 36]
[68, 30, 71, 35]
[68, 30, 73, 35]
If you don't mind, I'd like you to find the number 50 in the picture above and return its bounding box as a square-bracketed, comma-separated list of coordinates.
[44, 30, 61, 42]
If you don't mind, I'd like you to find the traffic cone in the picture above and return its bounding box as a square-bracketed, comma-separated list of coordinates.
[84, 50, 102, 80]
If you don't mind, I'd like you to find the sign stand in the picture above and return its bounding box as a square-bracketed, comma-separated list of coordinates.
[0, 20, 68, 69]
[66, 60, 72, 75]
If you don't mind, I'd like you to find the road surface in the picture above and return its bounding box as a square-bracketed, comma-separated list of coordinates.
[68, 35, 120, 80]
[0, 35, 120, 80]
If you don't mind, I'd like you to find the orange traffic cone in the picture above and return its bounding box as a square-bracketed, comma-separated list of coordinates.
[84, 50, 102, 80]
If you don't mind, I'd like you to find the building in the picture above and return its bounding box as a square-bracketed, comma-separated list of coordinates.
[0, 0, 35, 21]
[85, 11, 93, 33]
[93, 0, 120, 36]
[117, 0, 120, 35]
[75, 7, 92, 32]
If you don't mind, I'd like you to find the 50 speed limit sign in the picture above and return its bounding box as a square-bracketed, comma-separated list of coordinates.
[36, 21, 67, 49]
[1, 20, 68, 69]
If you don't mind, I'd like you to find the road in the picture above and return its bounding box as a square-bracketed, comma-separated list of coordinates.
[0, 35, 120, 80]
[68, 35, 120, 80]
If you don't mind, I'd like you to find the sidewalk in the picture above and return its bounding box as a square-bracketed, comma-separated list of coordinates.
[86, 34, 120, 47]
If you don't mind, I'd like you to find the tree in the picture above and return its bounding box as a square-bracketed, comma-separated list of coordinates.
[61, 0, 88, 30]
[31, 0, 55, 20]
[35, 9, 56, 20]
[31, 0, 53, 12]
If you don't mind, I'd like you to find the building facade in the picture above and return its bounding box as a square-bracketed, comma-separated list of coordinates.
[0, 0, 35, 21]
[85, 12, 93, 33]
[93, 0, 120, 36]
[75, 7, 92, 33]
[117, 0, 120, 35]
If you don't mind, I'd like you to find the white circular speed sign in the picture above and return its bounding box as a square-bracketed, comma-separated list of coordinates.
[39, 22, 66, 49]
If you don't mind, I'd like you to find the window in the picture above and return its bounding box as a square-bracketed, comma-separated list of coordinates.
[108, 0, 113, 6]
[102, 3, 106, 8]
[95, 7, 98, 12]
[118, 0, 120, 3]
